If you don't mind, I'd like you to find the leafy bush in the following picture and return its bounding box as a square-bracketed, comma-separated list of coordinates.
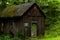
[0, 35, 21, 40]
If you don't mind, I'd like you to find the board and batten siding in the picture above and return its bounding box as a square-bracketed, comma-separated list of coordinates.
[20, 5, 45, 37]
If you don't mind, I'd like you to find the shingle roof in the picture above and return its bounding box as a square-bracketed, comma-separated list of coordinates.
[1, 3, 45, 17]
[14, 3, 34, 16]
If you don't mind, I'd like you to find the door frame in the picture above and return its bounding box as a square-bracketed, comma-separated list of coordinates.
[31, 21, 38, 37]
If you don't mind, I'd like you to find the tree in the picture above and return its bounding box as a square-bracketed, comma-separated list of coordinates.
[0, 0, 7, 11]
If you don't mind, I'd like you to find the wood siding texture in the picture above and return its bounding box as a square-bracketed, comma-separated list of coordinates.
[21, 5, 45, 37]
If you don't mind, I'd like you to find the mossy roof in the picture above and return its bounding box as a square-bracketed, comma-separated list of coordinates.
[1, 3, 34, 17]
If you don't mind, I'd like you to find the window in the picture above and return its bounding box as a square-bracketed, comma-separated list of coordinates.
[24, 22, 29, 27]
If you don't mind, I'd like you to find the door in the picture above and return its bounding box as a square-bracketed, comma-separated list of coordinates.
[31, 23, 37, 37]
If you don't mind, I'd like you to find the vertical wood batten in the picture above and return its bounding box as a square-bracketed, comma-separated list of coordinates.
[38, 17, 41, 36]
[2, 21, 4, 34]
[0, 20, 3, 34]
[41, 17, 45, 35]
[21, 16, 25, 40]
[4, 20, 10, 34]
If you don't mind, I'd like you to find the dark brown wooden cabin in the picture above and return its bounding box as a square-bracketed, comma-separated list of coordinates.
[0, 3, 46, 37]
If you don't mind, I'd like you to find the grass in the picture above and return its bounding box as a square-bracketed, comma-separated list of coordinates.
[40, 37, 60, 40]
[30, 36, 60, 40]
[0, 36, 60, 40]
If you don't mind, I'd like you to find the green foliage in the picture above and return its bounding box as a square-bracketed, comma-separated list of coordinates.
[36, 0, 60, 28]
[44, 21, 60, 37]
[1, 5, 16, 17]
[25, 37, 31, 40]
[0, 35, 21, 40]
[18, 30, 24, 38]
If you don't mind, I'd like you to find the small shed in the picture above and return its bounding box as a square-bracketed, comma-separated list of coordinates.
[0, 3, 45, 37]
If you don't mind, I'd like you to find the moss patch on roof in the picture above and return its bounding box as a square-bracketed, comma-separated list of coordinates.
[1, 3, 34, 17]
[1, 5, 16, 17]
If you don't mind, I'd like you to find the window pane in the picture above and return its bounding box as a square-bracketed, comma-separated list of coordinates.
[24, 23, 29, 27]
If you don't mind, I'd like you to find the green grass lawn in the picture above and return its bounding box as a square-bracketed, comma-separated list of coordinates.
[30, 36, 60, 40]
[40, 37, 60, 40]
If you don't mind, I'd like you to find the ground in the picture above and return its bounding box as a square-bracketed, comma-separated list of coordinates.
[40, 37, 60, 40]
[30, 36, 60, 40]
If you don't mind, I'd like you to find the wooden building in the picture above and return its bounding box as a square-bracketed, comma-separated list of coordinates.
[0, 3, 46, 37]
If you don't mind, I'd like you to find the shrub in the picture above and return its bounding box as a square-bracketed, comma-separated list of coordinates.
[0, 35, 21, 40]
